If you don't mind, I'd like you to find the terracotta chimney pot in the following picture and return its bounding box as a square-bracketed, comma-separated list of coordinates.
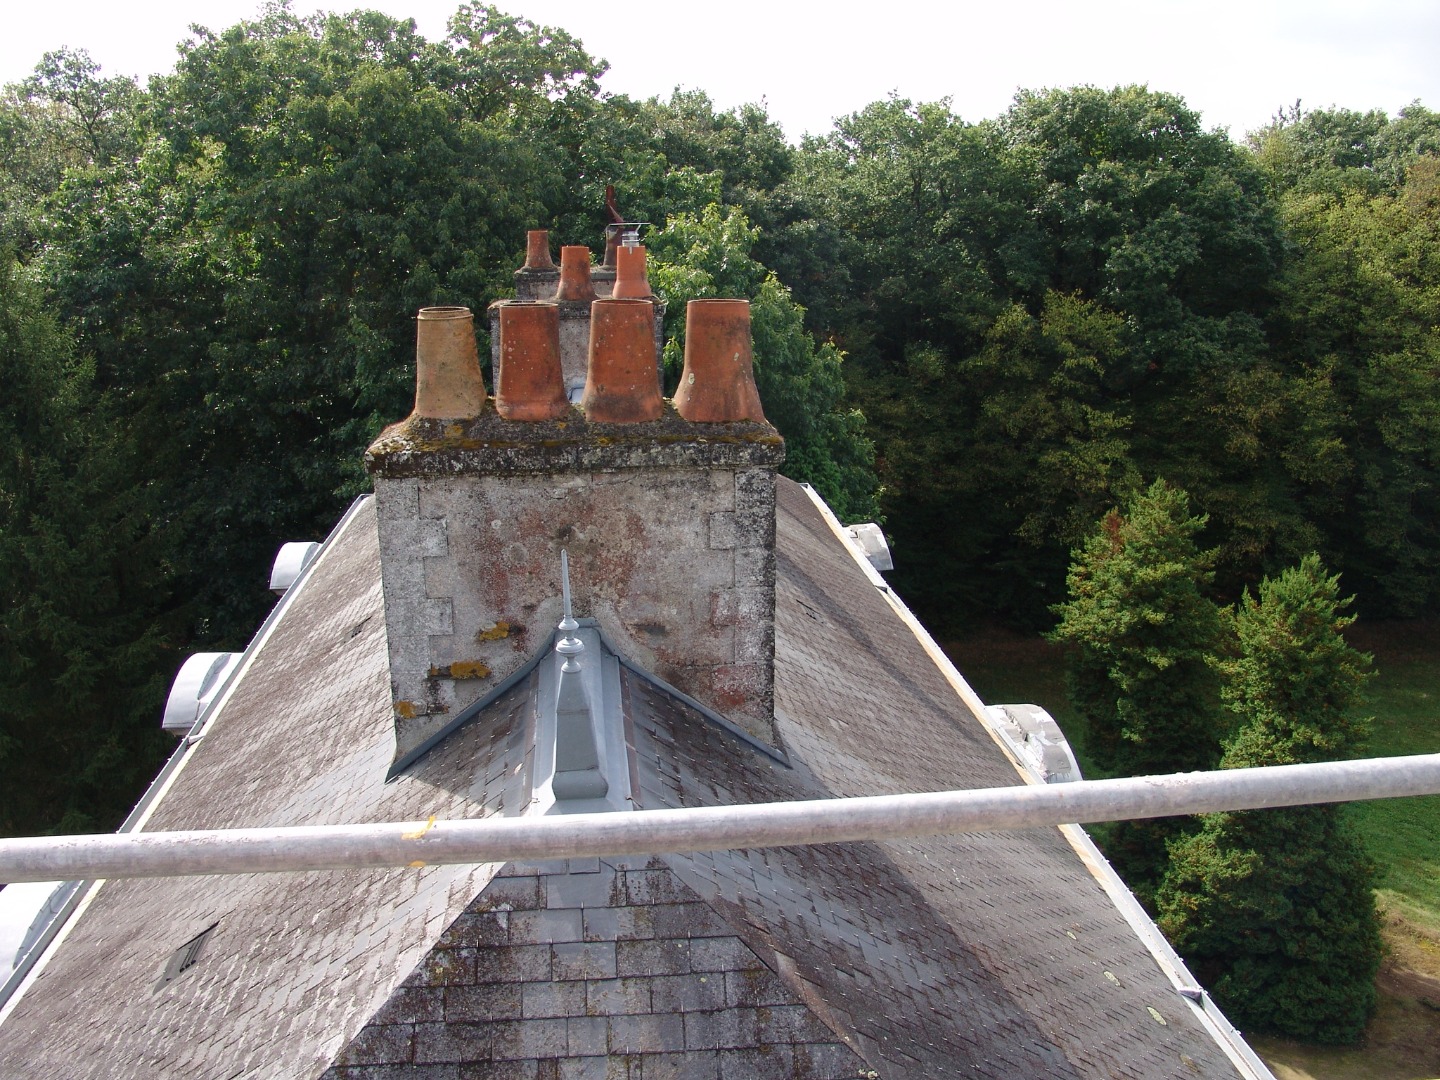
[495, 301, 569, 421]
[673, 300, 767, 424]
[524, 229, 556, 270]
[612, 244, 651, 299]
[555, 246, 598, 302]
[582, 299, 664, 423]
[412, 306, 487, 419]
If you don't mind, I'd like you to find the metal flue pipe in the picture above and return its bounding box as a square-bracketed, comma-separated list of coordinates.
[4, 754, 1440, 884]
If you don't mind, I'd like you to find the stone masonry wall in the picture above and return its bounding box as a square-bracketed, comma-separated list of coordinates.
[367, 411, 784, 761]
[322, 856, 871, 1080]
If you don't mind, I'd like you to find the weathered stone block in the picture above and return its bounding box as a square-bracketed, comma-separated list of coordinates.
[707, 512, 736, 551]
[367, 409, 784, 755]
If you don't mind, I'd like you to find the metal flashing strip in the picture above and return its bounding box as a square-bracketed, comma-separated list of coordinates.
[390, 619, 791, 778]
[609, 646, 791, 767]
[0, 494, 373, 1026]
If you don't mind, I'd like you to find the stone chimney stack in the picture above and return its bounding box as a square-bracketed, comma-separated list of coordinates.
[368, 262, 782, 763]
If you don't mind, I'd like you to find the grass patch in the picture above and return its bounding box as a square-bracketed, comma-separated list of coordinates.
[1345, 619, 1440, 930]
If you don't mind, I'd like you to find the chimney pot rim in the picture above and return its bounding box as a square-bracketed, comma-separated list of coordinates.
[417, 306, 473, 321]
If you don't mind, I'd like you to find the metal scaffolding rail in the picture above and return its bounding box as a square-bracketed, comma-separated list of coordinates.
[4, 753, 1440, 884]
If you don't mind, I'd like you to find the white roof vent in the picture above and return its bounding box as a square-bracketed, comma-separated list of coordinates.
[984, 704, 1083, 784]
[161, 652, 242, 735]
[269, 541, 320, 595]
[844, 522, 893, 573]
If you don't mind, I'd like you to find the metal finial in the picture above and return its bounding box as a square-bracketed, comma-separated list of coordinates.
[561, 549, 573, 622]
[556, 549, 583, 673]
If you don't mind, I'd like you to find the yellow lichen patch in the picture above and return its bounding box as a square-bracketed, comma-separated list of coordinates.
[476, 622, 510, 642]
[449, 660, 491, 679]
[394, 700, 420, 719]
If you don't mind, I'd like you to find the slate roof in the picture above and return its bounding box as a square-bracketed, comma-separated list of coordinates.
[0, 479, 1267, 1078]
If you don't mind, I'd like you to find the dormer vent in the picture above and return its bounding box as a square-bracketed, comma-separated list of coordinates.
[162, 652, 242, 735]
[843, 523, 894, 573]
[269, 541, 320, 594]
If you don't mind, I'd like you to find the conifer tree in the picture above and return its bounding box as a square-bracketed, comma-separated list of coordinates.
[1048, 479, 1226, 899]
[1049, 479, 1225, 775]
[1156, 555, 1381, 1043]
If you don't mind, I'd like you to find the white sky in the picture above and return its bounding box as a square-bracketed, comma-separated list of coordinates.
[2, 0, 1438, 144]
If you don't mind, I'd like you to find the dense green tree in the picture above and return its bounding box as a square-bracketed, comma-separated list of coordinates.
[1049, 479, 1226, 898]
[0, 260, 175, 834]
[648, 204, 879, 521]
[785, 87, 1307, 627]
[1249, 102, 1440, 197]
[1264, 154, 1440, 615]
[0, 48, 140, 253]
[1157, 556, 1380, 1043]
[39, 3, 604, 642]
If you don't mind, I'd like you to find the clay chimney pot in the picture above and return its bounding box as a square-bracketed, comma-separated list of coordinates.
[612, 244, 651, 299]
[673, 300, 767, 424]
[524, 229, 556, 270]
[412, 306, 487, 420]
[582, 299, 664, 423]
[496, 301, 569, 421]
[555, 245, 599, 302]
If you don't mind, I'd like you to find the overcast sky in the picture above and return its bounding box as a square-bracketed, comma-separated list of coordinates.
[4, 1, 1439, 143]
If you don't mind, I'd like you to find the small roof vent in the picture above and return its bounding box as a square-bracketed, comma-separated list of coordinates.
[161, 652, 242, 735]
[269, 541, 320, 595]
[844, 522, 893, 573]
[158, 922, 218, 988]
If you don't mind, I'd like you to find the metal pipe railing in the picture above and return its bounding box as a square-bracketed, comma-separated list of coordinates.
[4, 753, 1440, 884]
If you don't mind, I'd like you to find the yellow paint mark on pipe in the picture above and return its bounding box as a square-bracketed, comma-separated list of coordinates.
[402, 815, 437, 840]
